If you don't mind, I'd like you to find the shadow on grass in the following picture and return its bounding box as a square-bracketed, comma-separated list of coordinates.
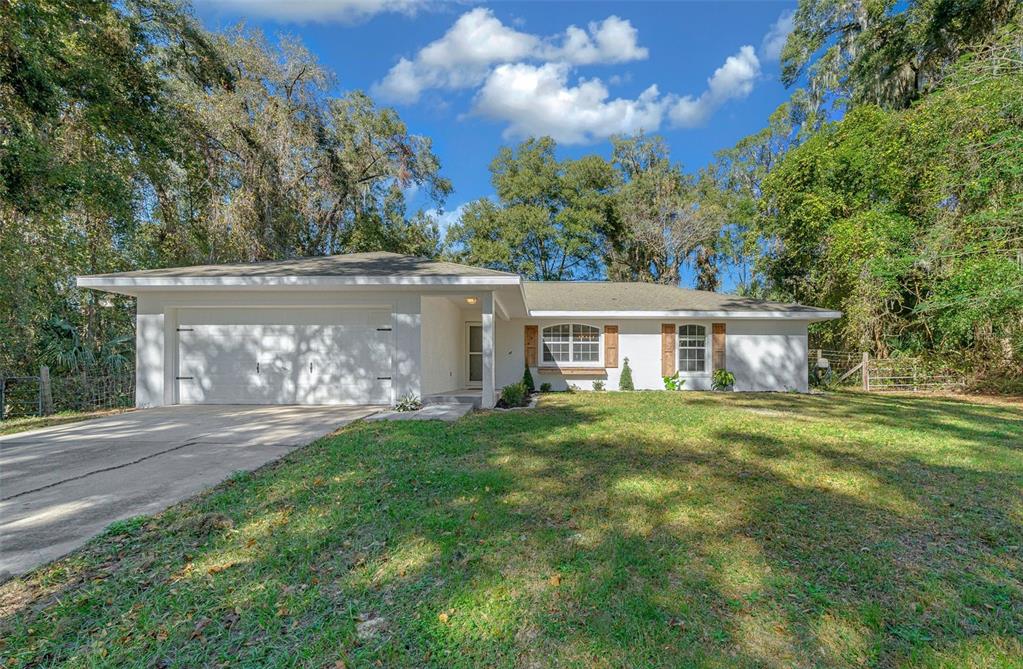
[1, 392, 1021, 667]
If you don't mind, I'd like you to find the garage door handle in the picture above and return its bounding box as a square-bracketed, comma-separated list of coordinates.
[377, 376, 391, 380]
[176, 376, 194, 380]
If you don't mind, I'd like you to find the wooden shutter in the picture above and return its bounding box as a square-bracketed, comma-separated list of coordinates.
[661, 324, 676, 376]
[604, 325, 619, 368]
[712, 323, 726, 371]
[524, 325, 538, 367]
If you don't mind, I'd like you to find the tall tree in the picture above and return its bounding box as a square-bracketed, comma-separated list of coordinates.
[0, 3, 450, 375]
[158, 30, 450, 264]
[710, 98, 813, 295]
[446, 137, 616, 280]
[0, 0, 225, 373]
[782, 0, 1020, 109]
[607, 134, 723, 286]
[761, 27, 1023, 378]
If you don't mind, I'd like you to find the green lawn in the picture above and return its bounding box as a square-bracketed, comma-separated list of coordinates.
[1, 392, 1021, 668]
[0, 409, 130, 437]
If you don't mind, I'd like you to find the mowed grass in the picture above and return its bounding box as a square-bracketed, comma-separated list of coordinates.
[1, 392, 1022, 668]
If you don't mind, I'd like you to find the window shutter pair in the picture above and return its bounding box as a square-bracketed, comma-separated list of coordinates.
[661, 322, 727, 375]
[524, 324, 618, 368]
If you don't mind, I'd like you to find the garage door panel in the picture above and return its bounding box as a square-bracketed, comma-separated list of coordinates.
[177, 308, 392, 405]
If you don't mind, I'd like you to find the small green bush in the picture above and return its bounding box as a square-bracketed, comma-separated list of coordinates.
[522, 364, 535, 393]
[619, 357, 635, 391]
[711, 369, 736, 391]
[592, 380, 605, 391]
[395, 392, 422, 412]
[499, 382, 528, 407]
[662, 372, 685, 391]
[539, 382, 552, 393]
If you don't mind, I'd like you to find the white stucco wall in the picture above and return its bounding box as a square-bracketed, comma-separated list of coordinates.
[132, 287, 809, 407]
[132, 289, 422, 408]
[727, 319, 808, 392]
[495, 318, 808, 393]
[135, 295, 167, 408]
[420, 296, 461, 394]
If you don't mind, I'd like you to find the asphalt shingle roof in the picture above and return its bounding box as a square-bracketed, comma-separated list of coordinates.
[522, 281, 832, 314]
[85, 252, 518, 279]
[81, 252, 834, 314]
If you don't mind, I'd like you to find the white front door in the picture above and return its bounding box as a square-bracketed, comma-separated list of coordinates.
[466, 322, 483, 388]
[176, 307, 393, 405]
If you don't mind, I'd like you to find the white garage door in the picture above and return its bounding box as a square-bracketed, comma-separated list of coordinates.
[176, 308, 392, 405]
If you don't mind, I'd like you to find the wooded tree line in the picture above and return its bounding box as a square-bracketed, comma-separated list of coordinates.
[1, 0, 449, 375]
[446, 134, 724, 289]
[2, 0, 1021, 390]
[448, 1, 1023, 389]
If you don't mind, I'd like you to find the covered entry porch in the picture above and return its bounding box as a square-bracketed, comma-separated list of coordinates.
[420, 292, 499, 408]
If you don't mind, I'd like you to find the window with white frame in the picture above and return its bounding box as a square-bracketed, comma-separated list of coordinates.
[677, 324, 708, 373]
[542, 324, 600, 364]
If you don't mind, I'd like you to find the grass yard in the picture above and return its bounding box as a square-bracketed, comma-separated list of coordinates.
[0, 409, 131, 437]
[1, 392, 1021, 668]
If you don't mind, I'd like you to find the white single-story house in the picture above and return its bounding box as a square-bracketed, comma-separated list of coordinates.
[77, 252, 841, 409]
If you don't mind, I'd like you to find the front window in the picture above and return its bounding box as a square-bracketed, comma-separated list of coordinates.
[678, 324, 707, 373]
[542, 324, 600, 364]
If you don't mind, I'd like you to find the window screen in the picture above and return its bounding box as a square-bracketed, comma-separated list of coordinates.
[678, 324, 706, 372]
[542, 324, 600, 363]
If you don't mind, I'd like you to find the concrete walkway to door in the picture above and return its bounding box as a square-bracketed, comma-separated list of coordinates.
[0, 404, 380, 579]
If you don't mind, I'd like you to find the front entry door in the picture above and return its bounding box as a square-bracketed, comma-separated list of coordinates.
[467, 323, 483, 388]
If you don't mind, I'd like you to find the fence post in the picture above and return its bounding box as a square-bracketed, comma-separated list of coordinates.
[0, 377, 5, 421]
[40, 366, 54, 416]
[862, 352, 870, 391]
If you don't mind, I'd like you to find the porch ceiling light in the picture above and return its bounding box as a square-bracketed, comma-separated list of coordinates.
[465, 297, 478, 305]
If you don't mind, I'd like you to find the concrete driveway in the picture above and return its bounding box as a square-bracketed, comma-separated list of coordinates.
[0, 405, 379, 579]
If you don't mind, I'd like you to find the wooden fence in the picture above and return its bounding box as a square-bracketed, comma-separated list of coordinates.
[808, 350, 967, 392]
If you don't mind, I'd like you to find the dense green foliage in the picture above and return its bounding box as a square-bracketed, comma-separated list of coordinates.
[755, 26, 1023, 384]
[498, 381, 528, 407]
[448, 135, 719, 284]
[783, 0, 1019, 109]
[447, 137, 617, 280]
[0, 0, 448, 375]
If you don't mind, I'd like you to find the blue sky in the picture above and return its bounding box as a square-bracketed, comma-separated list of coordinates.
[194, 1, 797, 284]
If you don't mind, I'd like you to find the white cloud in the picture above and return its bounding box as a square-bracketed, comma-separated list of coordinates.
[428, 203, 467, 236]
[373, 8, 538, 102]
[197, 0, 422, 23]
[542, 16, 649, 65]
[669, 45, 760, 128]
[374, 9, 771, 141]
[761, 10, 794, 61]
[474, 63, 663, 144]
[372, 8, 648, 103]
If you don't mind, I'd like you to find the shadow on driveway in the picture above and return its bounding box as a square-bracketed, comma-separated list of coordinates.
[0, 405, 380, 578]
